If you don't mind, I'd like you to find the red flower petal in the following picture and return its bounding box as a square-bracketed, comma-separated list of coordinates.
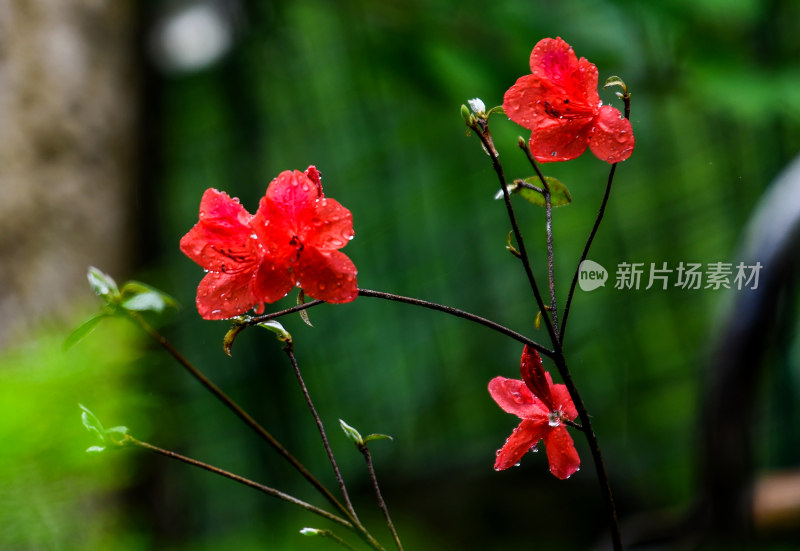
[587, 105, 635, 163]
[303, 197, 354, 251]
[543, 425, 580, 479]
[195, 271, 259, 320]
[528, 117, 593, 162]
[263, 170, 320, 233]
[180, 189, 259, 273]
[252, 256, 296, 304]
[531, 38, 599, 111]
[520, 346, 554, 410]
[488, 376, 548, 419]
[295, 247, 358, 303]
[494, 418, 547, 471]
[503, 74, 549, 130]
[304, 165, 323, 196]
[548, 377, 578, 421]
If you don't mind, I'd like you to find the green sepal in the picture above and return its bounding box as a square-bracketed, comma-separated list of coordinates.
[517, 176, 572, 207]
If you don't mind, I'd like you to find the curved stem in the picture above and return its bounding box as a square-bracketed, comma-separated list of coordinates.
[245, 289, 554, 359]
[559, 163, 617, 345]
[126, 436, 352, 529]
[124, 310, 350, 522]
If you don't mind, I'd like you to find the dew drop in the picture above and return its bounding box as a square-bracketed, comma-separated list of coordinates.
[318, 283, 326, 291]
[550, 151, 557, 157]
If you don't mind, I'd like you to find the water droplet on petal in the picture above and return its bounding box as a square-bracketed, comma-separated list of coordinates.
[550, 151, 557, 157]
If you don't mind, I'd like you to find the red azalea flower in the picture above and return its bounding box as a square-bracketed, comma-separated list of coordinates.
[488, 345, 580, 479]
[180, 166, 358, 319]
[503, 36, 634, 164]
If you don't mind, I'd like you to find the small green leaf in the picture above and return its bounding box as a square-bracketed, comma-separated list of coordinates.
[363, 433, 393, 444]
[517, 176, 572, 207]
[87, 267, 119, 300]
[506, 231, 521, 258]
[223, 324, 246, 357]
[120, 281, 178, 313]
[339, 419, 364, 445]
[64, 313, 109, 351]
[297, 290, 313, 327]
[604, 75, 628, 96]
[257, 320, 292, 344]
[79, 404, 129, 452]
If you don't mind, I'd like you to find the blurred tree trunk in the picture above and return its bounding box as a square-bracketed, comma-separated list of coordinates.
[0, 0, 138, 346]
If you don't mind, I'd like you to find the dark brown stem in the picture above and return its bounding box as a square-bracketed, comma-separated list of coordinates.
[126, 436, 352, 529]
[559, 163, 617, 345]
[245, 289, 554, 359]
[358, 443, 403, 551]
[124, 310, 350, 522]
[282, 345, 359, 524]
[551, 351, 622, 550]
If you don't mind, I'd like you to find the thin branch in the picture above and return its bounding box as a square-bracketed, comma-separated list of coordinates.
[124, 310, 350, 521]
[559, 163, 617, 345]
[244, 289, 554, 359]
[359, 443, 403, 551]
[126, 436, 352, 529]
[282, 345, 359, 523]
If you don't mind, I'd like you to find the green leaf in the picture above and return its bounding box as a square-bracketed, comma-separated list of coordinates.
[80, 404, 105, 438]
[604, 75, 628, 96]
[297, 290, 313, 327]
[79, 404, 129, 452]
[363, 433, 393, 444]
[223, 324, 246, 357]
[87, 267, 119, 300]
[257, 320, 293, 343]
[339, 419, 364, 445]
[517, 176, 572, 207]
[63, 313, 108, 351]
[120, 281, 178, 313]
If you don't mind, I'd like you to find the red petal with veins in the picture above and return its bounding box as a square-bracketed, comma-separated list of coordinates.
[180, 189, 259, 273]
[494, 418, 547, 471]
[543, 425, 581, 479]
[588, 105, 635, 163]
[488, 376, 548, 419]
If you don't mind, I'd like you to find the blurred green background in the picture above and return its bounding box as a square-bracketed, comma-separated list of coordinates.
[2, 0, 800, 549]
